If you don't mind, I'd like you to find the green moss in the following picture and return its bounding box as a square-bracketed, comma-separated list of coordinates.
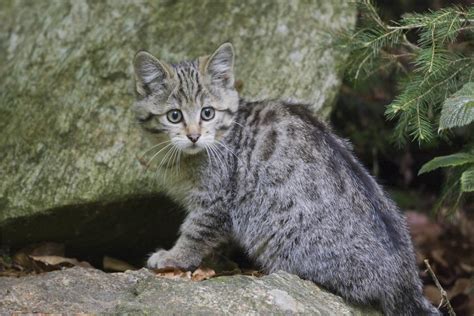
[0, 0, 355, 248]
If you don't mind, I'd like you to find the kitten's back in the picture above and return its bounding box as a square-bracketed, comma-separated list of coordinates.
[220, 99, 436, 315]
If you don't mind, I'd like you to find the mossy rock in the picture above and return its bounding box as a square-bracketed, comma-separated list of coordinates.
[0, 268, 381, 315]
[0, 1, 355, 254]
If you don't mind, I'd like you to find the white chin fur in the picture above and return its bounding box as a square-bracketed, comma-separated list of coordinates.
[182, 145, 204, 155]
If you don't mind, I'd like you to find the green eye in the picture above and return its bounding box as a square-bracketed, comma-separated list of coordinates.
[166, 109, 183, 123]
[201, 107, 215, 121]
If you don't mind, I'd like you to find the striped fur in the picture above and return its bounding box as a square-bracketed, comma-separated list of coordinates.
[132, 43, 439, 316]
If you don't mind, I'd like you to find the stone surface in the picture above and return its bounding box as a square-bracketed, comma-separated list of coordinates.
[0, 1, 355, 251]
[0, 267, 380, 315]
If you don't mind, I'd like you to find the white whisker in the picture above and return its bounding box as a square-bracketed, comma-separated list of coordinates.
[139, 140, 172, 158]
[205, 147, 214, 171]
[215, 140, 243, 165]
[157, 145, 173, 169]
[162, 146, 178, 184]
[170, 146, 180, 178]
[210, 144, 228, 170]
[145, 143, 173, 171]
[176, 149, 182, 177]
[231, 120, 244, 128]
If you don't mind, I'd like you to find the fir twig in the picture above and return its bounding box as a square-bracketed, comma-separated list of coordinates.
[391, 65, 468, 115]
[337, 2, 473, 208]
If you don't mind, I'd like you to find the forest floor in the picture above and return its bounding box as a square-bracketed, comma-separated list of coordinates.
[1, 208, 473, 315]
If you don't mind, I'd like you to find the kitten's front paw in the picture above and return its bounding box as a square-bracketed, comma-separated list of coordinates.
[147, 249, 181, 269]
[147, 249, 199, 270]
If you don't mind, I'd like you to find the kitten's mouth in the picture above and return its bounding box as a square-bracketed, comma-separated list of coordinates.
[182, 144, 204, 155]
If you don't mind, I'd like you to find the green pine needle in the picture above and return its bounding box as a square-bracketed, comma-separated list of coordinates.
[336, 2, 474, 207]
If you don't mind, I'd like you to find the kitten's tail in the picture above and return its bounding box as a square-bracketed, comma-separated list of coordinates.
[382, 290, 441, 316]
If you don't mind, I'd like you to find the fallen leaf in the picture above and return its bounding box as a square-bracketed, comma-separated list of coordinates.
[191, 267, 216, 281]
[11, 242, 69, 273]
[29, 242, 65, 257]
[29, 255, 93, 270]
[214, 268, 243, 277]
[448, 278, 472, 299]
[213, 268, 264, 278]
[153, 267, 192, 280]
[12, 252, 35, 270]
[0, 254, 29, 277]
[242, 269, 264, 277]
[103, 256, 137, 272]
[15, 242, 65, 258]
[459, 262, 474, 274]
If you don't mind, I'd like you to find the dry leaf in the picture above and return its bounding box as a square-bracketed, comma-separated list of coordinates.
[154, 267, 192, 280]
[10, 251, 93, 274]
[214, 268, 243, 277]
[30, 255, 93, 270]
[103, 256, 137, 272]
[15, 242, 65, 258]
[29, 242, 65, 257]
[12, 252, 33, 269]
[191, 267, 216, 281]
[1, 254, 29, 277]
[154, 267, 217, 281]
[459, 262, 474, 273]
[448, 278, 472, 299]
[242, 269, 264, 277]
[213, 268, 264, 278]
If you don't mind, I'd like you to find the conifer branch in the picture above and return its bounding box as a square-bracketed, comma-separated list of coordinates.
[397, 66, 466, 113]
[337, 2, 473, 206]
[429, 26, 436, 72]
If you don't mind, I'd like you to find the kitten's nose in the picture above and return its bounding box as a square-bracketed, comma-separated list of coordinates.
[187, 133, 201, 143]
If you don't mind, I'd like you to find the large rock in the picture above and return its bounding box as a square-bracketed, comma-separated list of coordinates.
[0, 267, 380, 315]
[0, 1, 355, 253]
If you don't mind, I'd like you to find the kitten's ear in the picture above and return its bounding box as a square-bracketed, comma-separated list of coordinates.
[203, 43, 235, 89]
[133, 51, 174, 97]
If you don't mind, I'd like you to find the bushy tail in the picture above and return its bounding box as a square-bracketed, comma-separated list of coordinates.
[382, 291, 441, 316]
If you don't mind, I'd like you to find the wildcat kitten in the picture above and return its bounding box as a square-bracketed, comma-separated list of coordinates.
[132, 43, 440, 316]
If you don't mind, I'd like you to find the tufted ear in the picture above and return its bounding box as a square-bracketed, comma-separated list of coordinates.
[133, 51, 174, 97]
[203, 43, 235, 89]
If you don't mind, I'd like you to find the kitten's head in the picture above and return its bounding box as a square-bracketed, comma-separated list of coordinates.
[133, 43, 238, 155]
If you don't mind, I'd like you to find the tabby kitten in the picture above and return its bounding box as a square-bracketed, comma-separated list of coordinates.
[132, 43, 439, 316]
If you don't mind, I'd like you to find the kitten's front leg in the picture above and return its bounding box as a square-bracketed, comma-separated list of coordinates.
[147, 201, 230, 270]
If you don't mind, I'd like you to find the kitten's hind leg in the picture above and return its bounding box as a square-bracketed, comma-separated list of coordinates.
[147, 201, 231, 270]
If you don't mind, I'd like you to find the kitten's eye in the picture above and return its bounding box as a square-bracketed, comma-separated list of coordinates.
[201, 107, 215, 121]
[166, 109, 183, 124]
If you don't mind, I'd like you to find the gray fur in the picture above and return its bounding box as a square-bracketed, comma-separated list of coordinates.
[132, 43, 440, 316]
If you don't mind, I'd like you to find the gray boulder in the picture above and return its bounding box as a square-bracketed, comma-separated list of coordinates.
[0, 267, 380, 315]
[0, 1, 355, 254]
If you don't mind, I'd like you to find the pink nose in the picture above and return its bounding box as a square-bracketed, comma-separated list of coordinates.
[187, 134, 201, 143]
